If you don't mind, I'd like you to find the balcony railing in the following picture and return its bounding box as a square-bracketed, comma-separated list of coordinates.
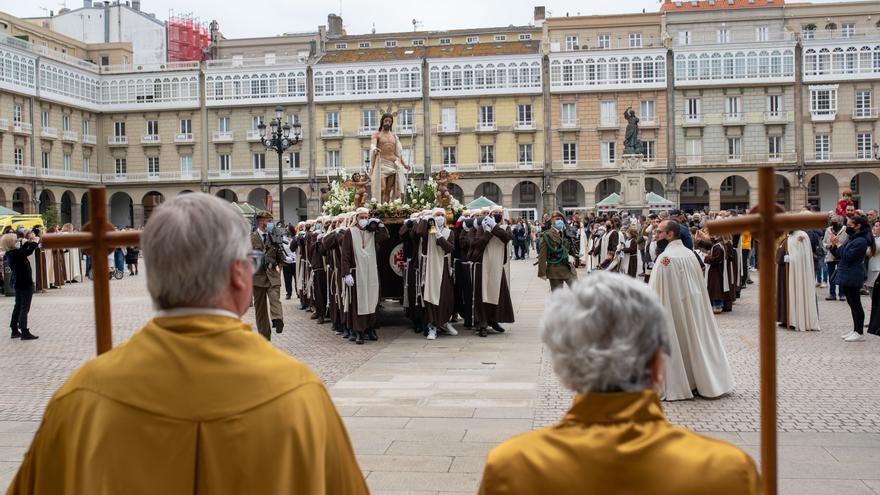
[82, 134, 97, 145]
[13, 122, 33, 134]
[559, 119, 580, 130]
[99, 60, 199, 74]
[853, 107, 879, 120]
[212, 131, 234, 142]
[437, 123, 460, 134]
[810, 110, 837, 122]
[40, 127, 58, 139]
[244, 129, 262, 142]
[475, 122, 497, 133]
[805, 151, 878, 163]
[514, 121, 536, 131]
[39, 168, 100, 182]
[763, 111, 791, 123]
[357, 126, 375, 137]
[551, 158, 669, 170]
[676, 152, 797, 166]
[398, 124, 416, 135]
[432, 162, 540, 172]
[102, 170, 202, 183]
[722, 112, 744, 125]
[639, 117, 659, 128]
[284, 168, 308, 178]
[62, 130, 79, 141]
[0, 163, 36, 177]
[597, 117, 619, 129]
[141, 134, 161, 145]
[175, 133, 194, 143]
[0, 118, 8, 131]
[320, 127, 343, 138]
[107, 135, 128, 145]
[683, 114, 704, 126]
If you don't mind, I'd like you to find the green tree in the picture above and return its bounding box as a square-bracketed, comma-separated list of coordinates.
[41, 207, 60, 228]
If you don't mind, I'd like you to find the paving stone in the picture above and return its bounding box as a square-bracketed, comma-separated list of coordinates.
[780, 479, 878, 495]
[366, 471, 481, 492]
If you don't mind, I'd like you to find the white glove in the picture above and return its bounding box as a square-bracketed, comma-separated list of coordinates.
[317, 233, 324, 240]
[344, 274, 355, 287]
[483, 216, 496, 231]
[783, 255, 790, 263]
[285, 256, 293, 264]
[369, 218, 380, 225]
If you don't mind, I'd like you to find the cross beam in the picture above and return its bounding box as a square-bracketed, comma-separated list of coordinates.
[40, 186, 141, 355]
[706, 166, 827, 495]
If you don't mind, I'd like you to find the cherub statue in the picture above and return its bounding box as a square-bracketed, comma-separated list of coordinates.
[435, 170, 452, 207]
[351, 172, 371, 208]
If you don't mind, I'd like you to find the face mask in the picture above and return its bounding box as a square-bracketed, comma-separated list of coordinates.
[464, 218, 474, 228]
[832, 222, 841, 230]
[554, 220, 565, 230]
[266, 223, 275, 232]
[493, 214, 502, 223]
[358, 219, 368, 229]
[434, 216, 445, 227]
[846, 226, 856, 236]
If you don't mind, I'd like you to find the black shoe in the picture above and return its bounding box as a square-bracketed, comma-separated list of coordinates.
[463, 319, 473, 329]
[746, 279, 754, 285]
[285, 294, 292, 300]
[478, 327, 488, 338]
[348, 330, 357, 341]
[825, 296, 837, 301]
[299, 304, 308, 310]
[368, 329, 378, 341]
[355, 332, 364, 345]
[342, 328, 351, 339]
[20, 329, 38, 340]
[10, 329, 20, 339]
[272, 319, 284, 334]
[335, 326, 344, 336]
[489, 322, 506, 333]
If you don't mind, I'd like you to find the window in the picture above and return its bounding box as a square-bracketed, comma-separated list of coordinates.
[100, 55, 109, 66]
[518, 144, 533, 165]
[494, 35, 507, 42]
[82, 119, 91, 135]
[810, 87, 837, 116]
[727, 137, 742, 161]
[561, 102, 577, 125]
[442, 146, 457, 165]
[855, 90, 872, 117]
[325, 111, 340, 129]
[857, 133, 873, 160]
[359, 42, 370, 48]
[768, 136, 783, 159]
[629, 33, 642, 48]
[600, 101, 617, 126]
[62, 114, 70, 132]
[252, 153, 266, 171]
[115, 158, 126, 175]
[83, 156, 90, 174]
[41, 151, 49, 171]
[219, 154, 231, 173]
[287, 114, 300, 126]
[146, 120, 159, 136]
[597, 34, 610, 49]
[842, 23, 855, 38]
[815, 134, 830, 161]
[717, 28, 730, 44]
[565, 35, 579, 51]
[40, 110, 49, 127]
[640, 100, 656, 122]
[479, 105, 494, 125]
[13, 105, 22, 123]
[361, 110, 377, 130]
[14, 148, 23, 168]
[678, 31, 691, 46]
[480, 145, 495, 165]
[562, 142, 577, 165]
[180, 155, 192, 176]
[147, 157, 160, 177]
[466, 36, 479, 44]
[725, 96, 742, 117]
[335, 43, 347, 49]
[767, 95, 781, 116]
[385, 40, 398, 47]
[326, 150, 340, 170]
[218, 117, 230, 132]
[686, 98, 701, 119]
[288, 151, 301, 171]
[398, 108, 413, 130]
[250, 115, 263, 131]
[180, 119, 192, 134]
[519, 34, 532, 41]
[439, 38, 451, 45]
[755, 26, 768, 42]
[801, 25, 815, 40]
[441, 107, 457, 130]
[686, 139, 702, 163]
[517, 104, 533, 124]
[412, 39, 425, 46]
[601, 142, 616, 165]
[643, 140, 656, 161]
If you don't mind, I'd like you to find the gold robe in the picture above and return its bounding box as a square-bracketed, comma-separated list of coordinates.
[6, 314, 369, 495]
[478, 390, 759, 495]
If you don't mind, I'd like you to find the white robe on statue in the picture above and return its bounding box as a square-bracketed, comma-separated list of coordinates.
[349, 227, 380, 316]
[787, 231, 821, 331]
[649, 239, 735, 401]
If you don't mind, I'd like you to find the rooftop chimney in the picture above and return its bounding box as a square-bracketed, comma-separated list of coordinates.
[534, 6, 546, 23]
[84, 0, 93, 7]
[132, 0, 140, 11]
[328, 14, 343, 38]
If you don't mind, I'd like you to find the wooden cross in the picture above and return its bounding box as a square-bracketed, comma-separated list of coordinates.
[706, 167, 828, 495]
[39, 186, 141, 355]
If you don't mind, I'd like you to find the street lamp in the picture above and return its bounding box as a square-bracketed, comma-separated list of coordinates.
[259, 104, 302, 225]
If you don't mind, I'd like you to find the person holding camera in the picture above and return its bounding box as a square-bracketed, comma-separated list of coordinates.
[2, 231, 40, 340]
[251, 210, 285, 340]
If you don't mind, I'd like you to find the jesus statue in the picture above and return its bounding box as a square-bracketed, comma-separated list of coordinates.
[369, 113, 410, 203]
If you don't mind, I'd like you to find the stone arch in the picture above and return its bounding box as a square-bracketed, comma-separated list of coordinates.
[447, 183, 464, 204]
[851, 171, 880, 212]
[282, 186, 308, 223]
[12, 188, 29, 214]
[557, 179, 585, 208]
[0, 188, 6, 209]
[679, 176, 710, 212]
[775, 174, 791, 210]
[807, 173, 838, 212]
[474, 182, 502, 205]
[247, 187, 270, 210]
[110, 192, 133, 228]
[60, 190, 76, 225]
[644, 177, 664, 196]
[595, 178, 621, 201]
[720, 175, 750, 211]
[178, 190, 194, 195]
[215, 188, 239, 203]
[512, 180, 540, 209]
[81, 192, 90, 225]
[142, 191, 165, 225]
[38, 190, 56, 215]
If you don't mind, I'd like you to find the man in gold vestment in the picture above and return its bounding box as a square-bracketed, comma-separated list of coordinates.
[478, 271, 758, 495]
[6, 193, 368, 495]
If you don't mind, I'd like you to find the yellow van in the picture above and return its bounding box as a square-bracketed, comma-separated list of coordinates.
[6, 215, 45, 233]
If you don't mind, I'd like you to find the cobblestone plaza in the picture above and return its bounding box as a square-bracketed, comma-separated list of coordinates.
[1, 261, 879, 494]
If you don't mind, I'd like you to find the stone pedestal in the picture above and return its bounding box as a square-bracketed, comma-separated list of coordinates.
[620, 154, 646, 213]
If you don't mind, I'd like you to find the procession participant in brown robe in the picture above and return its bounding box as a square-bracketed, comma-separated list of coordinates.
[776, 233, 792, 328]
[341, 208, 389, 345]
[295, 222, 312, 311]
[309, 217, 330, 324]
[454, 210, 474, 328]
[422, 208, 457, 340]
[471, 207, 515, 337]
[701, 234, 727, 315]
[400, 212, 426, 334]
[620, 226, 640, 278]
[722, 236, 737, 312]
[593, 217, 621, 270]
[322, 217, 344, 335]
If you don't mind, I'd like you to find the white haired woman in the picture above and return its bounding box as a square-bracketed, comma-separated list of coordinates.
[478, 271, 758, 495]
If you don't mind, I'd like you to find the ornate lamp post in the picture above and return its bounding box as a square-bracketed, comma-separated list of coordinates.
[258, 105, 302, 225]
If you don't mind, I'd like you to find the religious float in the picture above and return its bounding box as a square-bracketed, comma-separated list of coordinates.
[320, 171, 466, 300]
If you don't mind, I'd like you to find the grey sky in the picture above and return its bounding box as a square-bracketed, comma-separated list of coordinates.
[3, 0, 846, 38]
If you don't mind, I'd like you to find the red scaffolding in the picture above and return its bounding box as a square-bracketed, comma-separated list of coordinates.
[167, 10, 211, 62]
